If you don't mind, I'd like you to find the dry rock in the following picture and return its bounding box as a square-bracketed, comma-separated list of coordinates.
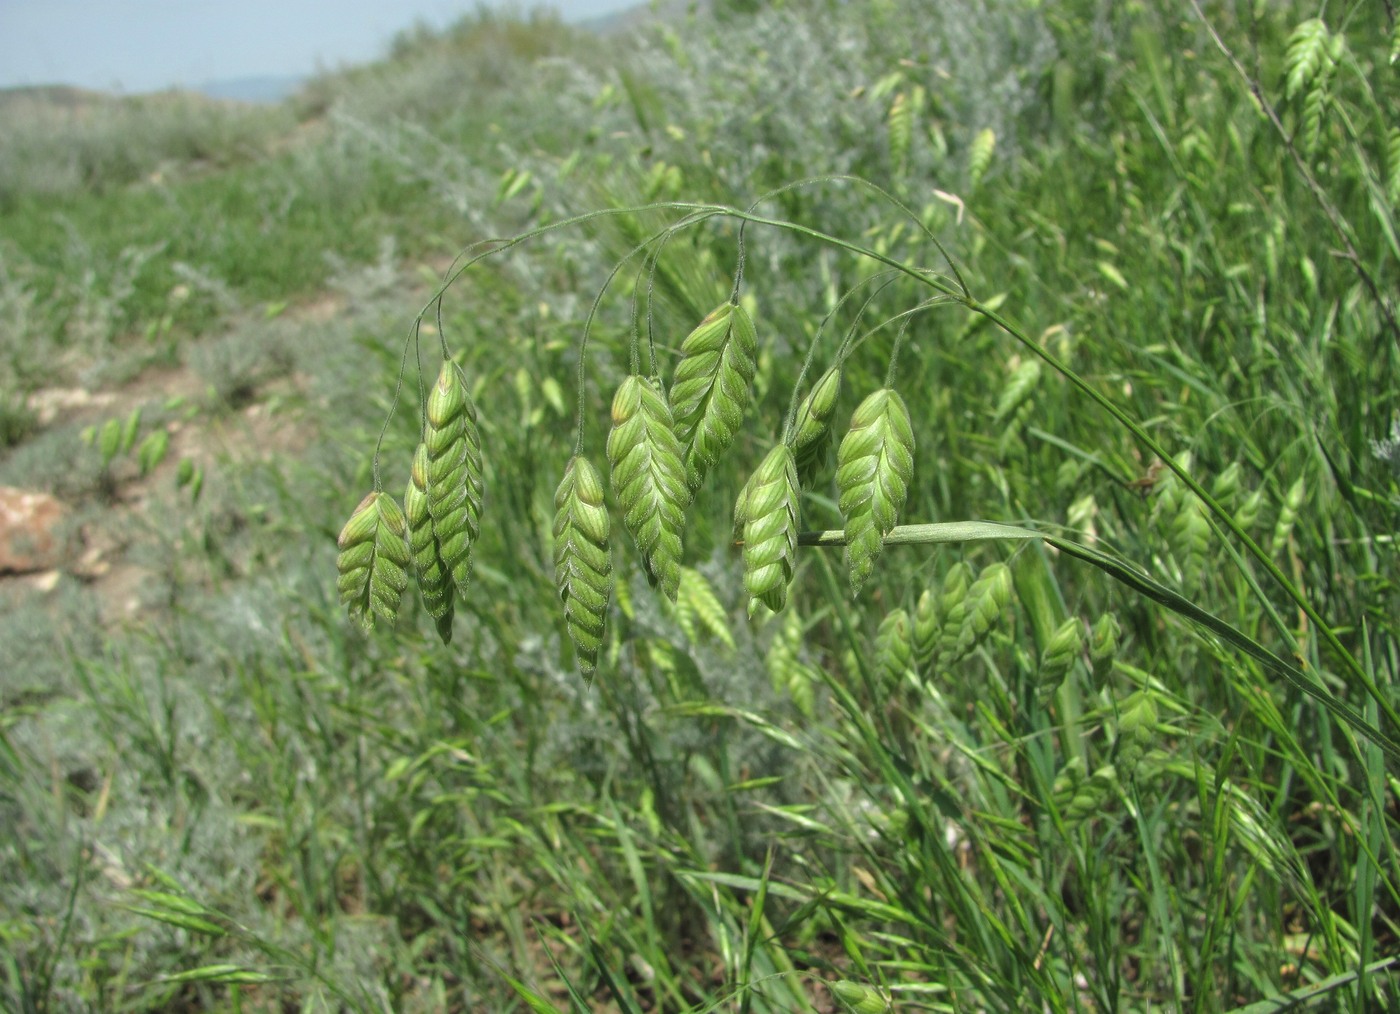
[0, 487, 70, 574]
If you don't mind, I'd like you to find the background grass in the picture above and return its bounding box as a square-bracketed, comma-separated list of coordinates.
[2, 0, 1399, 1010]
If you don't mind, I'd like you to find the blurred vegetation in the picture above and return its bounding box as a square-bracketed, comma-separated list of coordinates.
[2, 0, 1399, 1010]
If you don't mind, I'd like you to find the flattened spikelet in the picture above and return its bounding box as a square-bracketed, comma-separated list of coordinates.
[336, 491, 410, 633]
[875, 608, 913, 690]
[406, 443, 455, 644]
[553, 455, 612, 678]
[670, 301, 759, 491]
[606, 375, 688, 601]
[425, 360, 484, 596]
[742, 443, 800, 616]
[789, 365, 842, 487]
[836, 388, 915, 595]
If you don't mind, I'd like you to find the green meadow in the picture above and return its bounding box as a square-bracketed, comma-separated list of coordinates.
[2, 1, 1399, 1009]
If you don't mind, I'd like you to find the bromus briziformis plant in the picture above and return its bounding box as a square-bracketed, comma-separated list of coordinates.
[335, 182, 1400, 768]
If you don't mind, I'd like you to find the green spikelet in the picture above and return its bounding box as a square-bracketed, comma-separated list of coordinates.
[1054, 759, 1119, 829]
[1170, 494, 1211, 586]
[836, 388, 915, 595]
[670, 301, 758, 491]
[1285, 19, 1329, 101]
[553, 455, 613, 678]
[768, 609, 816, 718]
[887, 90, 915, 173]
[1211, 461, 1242, 510]
[993, 358, 1041, 425]
[912, 589, 939, 673]
[336, 491, 411, 633]
[742, 443, 801, 616]
[405, 443, 455, 645]
[1236, 486, 1265, 533]
[677, 567, 735, 650]
[875, 608, 914, 691]
[1300, 83, 1327, 154]
[968, 127, 996, 189]
[425, 360, 484, 597]
[606, 374, 689, 601]
[953, 561, 1013, 659]
[1089, 612, 1120, 689]
[1035, 617, 1082, 710]
[934, 561, 975, 664]
[789, 365, 842, 487]
[1116, 690, 1158, 774]
[832, 979, 891, 1014]
[1270, 476, 1306, 557]
[733, 467, 758, 541]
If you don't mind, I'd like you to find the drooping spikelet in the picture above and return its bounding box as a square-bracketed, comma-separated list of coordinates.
[788, 365, 842, 487]
[835, 388, 915, 595]
[874, 608, 914, 691]
[405, 442, 455, 645]
[741, 443, 800, 615]
[670, 301, 759, 491]
[424, 360, 484, 597]
[606, 374, 689, 601]
[336, 491, 411, 633]
[553, 454, 612, 679]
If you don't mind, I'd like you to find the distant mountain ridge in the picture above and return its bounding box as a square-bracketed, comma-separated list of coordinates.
[196, 75, 306, 103]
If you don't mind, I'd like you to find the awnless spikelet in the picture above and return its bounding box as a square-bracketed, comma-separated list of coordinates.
[789, 365, 842, 487]
[874, 608, 913, 690]
[741, 443, 800, 615]
[405, 442, 455, 645]
[424, 360, 484, 596]
[670, 301, 759, 491]
[606, 374, 689, 601]
[553, 455, 612, 678]
[336, 491, 411, 633]
[836, 388, 915, 595]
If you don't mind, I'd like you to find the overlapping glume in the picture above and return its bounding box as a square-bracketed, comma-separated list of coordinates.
[553, 455, 612, 677]
[741, 443, 800, 615]
[835, 388, 915, 595]
[670, 301, 758, 492]
[336, 491, 411, 632]
[789, 365, 842, 486]
[405, 442, 455, 645]
[606, 374, 689, 601]
[424, 360, 484, 596]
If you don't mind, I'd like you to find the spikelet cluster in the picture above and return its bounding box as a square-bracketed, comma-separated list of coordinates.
[968, 127, 996, 189]
[874, 608, 913, 691]
[836, 388, 915, 595]
[952, 561, 1012, 661]
[607, 374, 689, 601]
[425, 361, 484, 596]
[405, 443, 455, 645]
[741, 443, 800, 615]
[1035, 617, 1082, 710]
[1089, 612, 1120, 689]
[789, 366, 842, 486]
[934, 562, 975, 664]
[912, 589, 939, 673]
[553, 455, 612, 678]
[767, 609, 816, 717]
[336, 491, 411, 633]
[676, 567, 735, 650]
[670, 301, 759, 491]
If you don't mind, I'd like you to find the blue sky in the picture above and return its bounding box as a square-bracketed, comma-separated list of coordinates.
[0, 0, 637, 94]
